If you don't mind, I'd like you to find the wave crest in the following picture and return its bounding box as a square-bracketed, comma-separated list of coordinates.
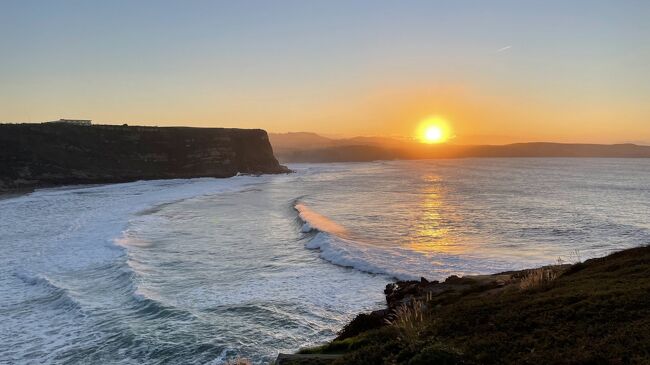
[294, 202, 420, 280]
[13, 271, 82, 311]
[295, 203, 348, 236]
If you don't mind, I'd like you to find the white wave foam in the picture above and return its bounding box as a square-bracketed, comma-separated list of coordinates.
[304, 232, 421, 280]
[0, 176, 273, 355]
[295, 203, 347, 235]
[295, 202, 424, 280]
[295, 202, 512, 281]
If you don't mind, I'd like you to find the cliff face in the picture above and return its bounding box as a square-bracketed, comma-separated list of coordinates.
[0, 123, 288, 190]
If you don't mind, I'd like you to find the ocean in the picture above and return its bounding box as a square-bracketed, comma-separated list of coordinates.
[1, 158, 649, 364]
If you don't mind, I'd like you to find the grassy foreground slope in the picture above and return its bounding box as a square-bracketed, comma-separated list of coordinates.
[298, 246, 650, 365]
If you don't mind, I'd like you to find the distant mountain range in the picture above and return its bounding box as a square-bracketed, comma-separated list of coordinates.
[269, 132, 650, 163]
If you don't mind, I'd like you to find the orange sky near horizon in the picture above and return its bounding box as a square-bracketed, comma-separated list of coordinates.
[5, 86, 649, 145]
[9, 80, 649, 145]
[1, 1, 649, 145]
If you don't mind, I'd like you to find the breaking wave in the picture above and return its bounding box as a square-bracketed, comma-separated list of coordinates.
[13, 271, 83, 312]
[293, 200, 521, 281]
[294, 202, 425, 280]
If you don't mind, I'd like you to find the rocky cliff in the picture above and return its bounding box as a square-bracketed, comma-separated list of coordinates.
[0, 123, 288, 190]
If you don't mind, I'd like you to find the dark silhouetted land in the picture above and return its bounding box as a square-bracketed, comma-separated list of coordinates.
[0, 123, 288, 191]
[270, 133, 650, 163]
[286, 246, 650, 364]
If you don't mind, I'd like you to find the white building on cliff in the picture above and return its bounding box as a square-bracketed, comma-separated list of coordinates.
[46, 119, 92, 126]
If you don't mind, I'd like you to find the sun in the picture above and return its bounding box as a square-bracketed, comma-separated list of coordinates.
[424, 126, 444, 143]
[417, 117, 451, 144]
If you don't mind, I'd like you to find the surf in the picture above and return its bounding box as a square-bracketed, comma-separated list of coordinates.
[294, 201, 427, 280]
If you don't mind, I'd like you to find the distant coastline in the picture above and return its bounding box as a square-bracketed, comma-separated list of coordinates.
[270, 132, 650, 163]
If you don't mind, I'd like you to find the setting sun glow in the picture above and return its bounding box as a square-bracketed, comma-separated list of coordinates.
[424, 126, 444, 143]
[418, 117, 451, 144]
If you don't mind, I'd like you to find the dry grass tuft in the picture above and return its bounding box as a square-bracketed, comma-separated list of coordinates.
[519, 267, 559, 290]
[385, 292, 433, 344]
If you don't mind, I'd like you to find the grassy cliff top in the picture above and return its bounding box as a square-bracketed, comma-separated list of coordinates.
[294, 246, 650, 365]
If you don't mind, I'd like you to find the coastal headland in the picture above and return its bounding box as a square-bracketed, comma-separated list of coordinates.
[0, 123, 289, 191]
[283, 246, 650, 364]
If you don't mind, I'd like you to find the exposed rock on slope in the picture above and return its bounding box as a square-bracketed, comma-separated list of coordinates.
[0, 123, 288, 190]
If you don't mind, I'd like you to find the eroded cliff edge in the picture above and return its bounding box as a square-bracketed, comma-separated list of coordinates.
[0, 123, 289, 191]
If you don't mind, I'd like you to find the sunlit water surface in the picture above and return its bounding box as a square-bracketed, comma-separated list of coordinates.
[1, 159, 649, 364]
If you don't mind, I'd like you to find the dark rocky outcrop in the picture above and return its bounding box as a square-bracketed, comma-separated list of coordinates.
[0, 123, 289, 191]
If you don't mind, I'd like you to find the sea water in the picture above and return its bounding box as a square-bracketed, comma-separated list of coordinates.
[1, 159, 649, 364]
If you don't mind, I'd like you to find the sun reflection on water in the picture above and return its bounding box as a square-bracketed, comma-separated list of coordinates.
[406, 174, 467, 255]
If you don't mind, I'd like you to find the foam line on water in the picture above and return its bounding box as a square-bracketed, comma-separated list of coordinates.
[12, 271, 83, 312]
[294, 203, 348, 236]
[294, 202, 422, 280]
[293, 201, 520, 281]
[305, 232, 421, 280]
[0, 176, 273, 362]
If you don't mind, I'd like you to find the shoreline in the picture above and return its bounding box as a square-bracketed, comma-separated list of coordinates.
[280, 246, 650, 364]
[0, 171, 295, 199]
[0, 189, 31, 201]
